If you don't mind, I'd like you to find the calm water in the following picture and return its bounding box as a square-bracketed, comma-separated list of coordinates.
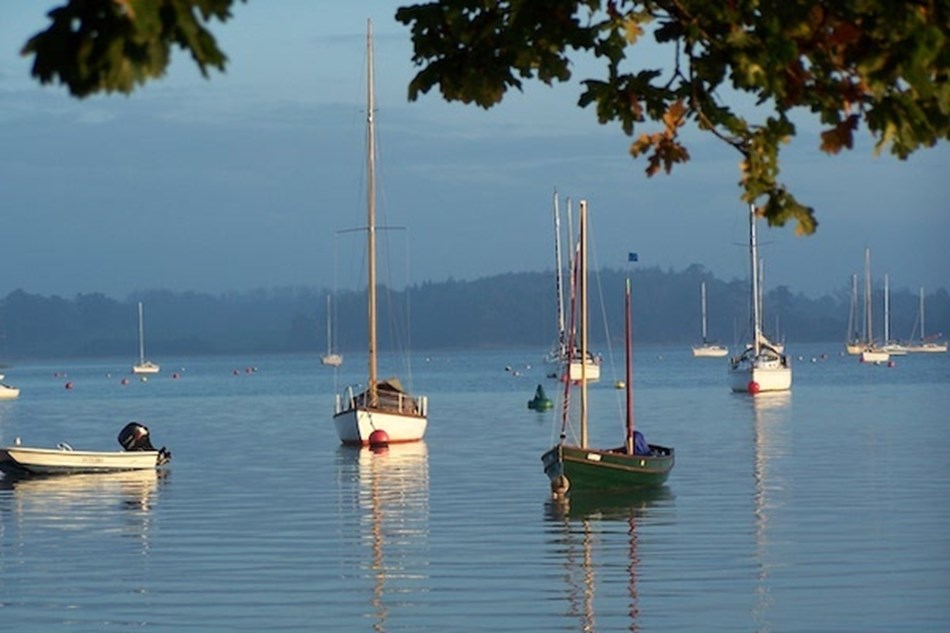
[0, 345, 947, 632]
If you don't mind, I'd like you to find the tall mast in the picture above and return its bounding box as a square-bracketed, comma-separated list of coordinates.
[847, 273, 858, 342]
[366, 19, 378, 405]
[920, 286, 926, 340]
[552, 190, 566, 355]
[625, 277, 634, 454]
[700, 281, 708, 343]
[326, 295, 333, 356]
[749, 204, 761, 356]
[579, 200, 589, 449]
[864, 247, 872, 345]
[138, 302, 146, 364]
[884, 273, 890, 343]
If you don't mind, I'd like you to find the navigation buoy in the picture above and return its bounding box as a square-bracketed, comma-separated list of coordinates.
[369, 429, 390, 448]
[747, 380, 761, 394]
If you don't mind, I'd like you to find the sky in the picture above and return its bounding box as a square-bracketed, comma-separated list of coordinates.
[1, 1, 947, 301]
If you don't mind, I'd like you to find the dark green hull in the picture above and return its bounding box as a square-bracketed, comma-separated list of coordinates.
[541, 443, 674, 496]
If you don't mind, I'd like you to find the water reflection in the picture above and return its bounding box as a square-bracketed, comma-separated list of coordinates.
[545, 487, 672, 632]
[749, 392, 791, 633]
[337, 442, 430, 633]
[0, 468, 166, 555]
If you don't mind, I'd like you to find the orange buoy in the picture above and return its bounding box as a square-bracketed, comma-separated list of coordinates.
[747, 380, 760, 394]
[369, 429, 390, 449]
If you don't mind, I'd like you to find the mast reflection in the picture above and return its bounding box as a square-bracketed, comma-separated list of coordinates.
[749, 392, 791, 633]
[338, 442, 430, 633]
[546, 487, 672, 632]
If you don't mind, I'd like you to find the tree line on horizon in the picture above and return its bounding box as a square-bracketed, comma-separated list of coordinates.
[0, 265, 946, 361]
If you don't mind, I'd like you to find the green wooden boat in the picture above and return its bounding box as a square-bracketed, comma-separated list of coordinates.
[541, 201, 674, 496]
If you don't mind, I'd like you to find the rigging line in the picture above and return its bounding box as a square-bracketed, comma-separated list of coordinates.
[585, 211, 627, 424]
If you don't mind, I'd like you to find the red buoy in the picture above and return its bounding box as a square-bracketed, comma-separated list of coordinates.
[368, 429, 390, 448]
[747, 380, 761, 394]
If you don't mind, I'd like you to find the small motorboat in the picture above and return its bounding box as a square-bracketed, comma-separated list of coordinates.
[0, 422, 171, 475]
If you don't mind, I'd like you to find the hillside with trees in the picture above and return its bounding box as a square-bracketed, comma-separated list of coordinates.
[1, 267, 945, 361]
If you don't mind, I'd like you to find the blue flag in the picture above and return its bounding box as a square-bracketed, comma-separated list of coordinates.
[628, 252, 639, 262]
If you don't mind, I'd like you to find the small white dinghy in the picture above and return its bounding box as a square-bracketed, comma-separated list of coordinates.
[0, 422, 171, 475]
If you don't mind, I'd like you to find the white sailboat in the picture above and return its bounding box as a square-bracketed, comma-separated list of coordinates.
[857, 248, 889, 363]
[131, 301, 160, 375]
[729, 204, 791, 393]
[332, 20, 428, 446]
[845, 273, 863, 355]
[546, 191, 600, 382]
[692, 280, 728, 357]
[905, 287, 948, 353]
[321, 294, 343, 367]
[0, 382, 19, 400]
[880, 274, 907, 355]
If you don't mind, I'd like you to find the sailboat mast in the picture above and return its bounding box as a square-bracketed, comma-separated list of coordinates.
[847, 273, 858, 341]
[137, 301, 146, 364]
[326, 295, 333, 356]
[700, 281, 708, 343]
[749, 204, 761, 356]
[884, 273, 890, 343]
[864, 247, 873, 345]
[553, 190, 566, 354]
[366, 19, 378, 405]
[579, 200, 589, 449]
[625, 277, 634, 454]
[920, 287, 926, 340]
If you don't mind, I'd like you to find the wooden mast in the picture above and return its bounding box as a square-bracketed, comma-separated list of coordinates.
[579, 200, 588, 449]
[366, 18, 378, 407]
[625, 277, 634, 455]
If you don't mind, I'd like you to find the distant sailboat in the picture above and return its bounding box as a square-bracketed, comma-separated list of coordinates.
[332, 20, 428, 446]
[321, 294, 343, 367]
[880, 274, 907, 355]
[132, 302, 160, 375]
[857, 248, 889, 363]
[728, 204, 791, 393]
[845, 273, 863, 355]
[905, 287, 948, 353]
[692, 281, 728, 357]
[546, 190, 601, 382]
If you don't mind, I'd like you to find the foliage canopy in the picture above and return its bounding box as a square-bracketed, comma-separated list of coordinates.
[20, 1, 950, 233]
[395, 0, 950, 234]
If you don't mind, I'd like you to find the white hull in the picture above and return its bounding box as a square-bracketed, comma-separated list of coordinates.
[567, 359, 600, 382]
[692, 344, 728, 358]
[321, 354, 343, 367]
[845, 342, 863, 355]
[132, 361, 160, 375]
[0, 384, 20, 400]
[729, 361, 792, 393]
[904, 342, 948, 353]
[333, 407, 428, 445]
[880, 344, 908, 356]
[0, 446, 165, 474]
[860, 349, 890, 363]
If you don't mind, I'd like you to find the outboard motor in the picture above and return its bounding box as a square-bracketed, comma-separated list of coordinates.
[118, 422, 157, 451]
[118, 422, 172, 464]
